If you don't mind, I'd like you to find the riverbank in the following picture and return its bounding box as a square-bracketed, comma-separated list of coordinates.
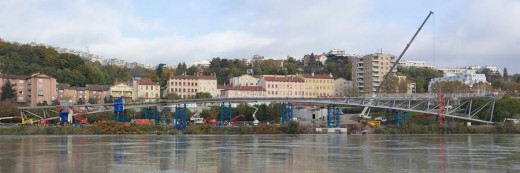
[373, 122, 520, 134]
[2, 121, 519, 135]
[0, 121, 314, 135]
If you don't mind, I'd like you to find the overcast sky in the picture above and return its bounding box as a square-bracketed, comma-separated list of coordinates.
[1, 0, 519, 73]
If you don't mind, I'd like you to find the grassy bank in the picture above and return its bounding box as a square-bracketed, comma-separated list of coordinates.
[373, 122, 520, 134]
[0, 121, 313, 135]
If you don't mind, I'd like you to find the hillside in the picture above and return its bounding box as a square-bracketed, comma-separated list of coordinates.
[0, 41, 142, 86]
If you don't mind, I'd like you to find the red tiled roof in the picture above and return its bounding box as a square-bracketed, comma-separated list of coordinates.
[262, 75, 304, 82]
[138, 78, 158, 85]
[171, 75, 216, 80]
[221, 86, 265, 91]
[301, 73, 333, 79]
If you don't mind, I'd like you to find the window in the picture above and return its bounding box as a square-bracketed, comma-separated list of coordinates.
[38, 79, 43, 82]
[39, 84, 42, 89]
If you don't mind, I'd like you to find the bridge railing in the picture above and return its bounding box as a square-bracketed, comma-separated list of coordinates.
[361, 93, 492, 99]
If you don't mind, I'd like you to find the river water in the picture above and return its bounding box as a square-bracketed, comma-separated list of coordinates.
[0, 134, 519, 173]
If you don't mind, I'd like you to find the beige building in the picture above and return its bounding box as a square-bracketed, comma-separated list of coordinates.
[334, 77, 353, 97]
[58, 84, 110, 104]
[132, 78, 160, 102]
[220, 86, 266, 98]
[229, 74, 260, 87]
[58, 85, 86, 104]
[198, 77, 218, 98]
[300, 73, 334, 98]
[258, 75, 304, 98]
[0, 74, 30, 104]
[352, 53, 396, 93]
[167, 74, 217, 99]
[110, 82, 133, 101]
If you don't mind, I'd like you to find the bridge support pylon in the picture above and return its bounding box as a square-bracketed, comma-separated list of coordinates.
[220, 102, 232, 126]
[144, 107, 158, 125]
[327, 105, 341, 128]
[174, 103, 187, 130]
[281, 102, 294, 125]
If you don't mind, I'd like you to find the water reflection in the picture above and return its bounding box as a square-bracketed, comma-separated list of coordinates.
[113, 140, 123, 165]
[0, 135, 519, 172]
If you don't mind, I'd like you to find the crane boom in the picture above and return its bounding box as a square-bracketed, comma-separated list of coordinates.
[375, 11, 434, 94]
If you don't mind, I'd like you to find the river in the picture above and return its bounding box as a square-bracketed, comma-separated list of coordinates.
[0, 134, 518, 172]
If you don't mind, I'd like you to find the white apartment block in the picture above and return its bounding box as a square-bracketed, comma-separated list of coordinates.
[398, 60, 434, 68]
[229, 74, 260, 87]
[428, 69, 487, 91]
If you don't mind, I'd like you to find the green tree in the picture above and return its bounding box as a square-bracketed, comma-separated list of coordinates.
[430, 81, 471, 93]
[195, 92, 212, 99]
[165, 93, 181, 100]
[156, 63, 166, 78]
[0, 101, 18, 117]
[380, 76, 400, 93]
[0, 80, 16, 102]
[503, 67, 509, 81]
[176, 62, 187, 75]
[187, 65, 198, 75]
[88, 98, 98, 104]
[397, 66, 443, 93]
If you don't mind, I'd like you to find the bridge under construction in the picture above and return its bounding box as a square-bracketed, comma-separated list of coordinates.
[16, 93, 497, 126]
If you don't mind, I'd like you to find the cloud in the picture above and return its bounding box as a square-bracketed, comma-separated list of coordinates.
[0, 0, 519, 73]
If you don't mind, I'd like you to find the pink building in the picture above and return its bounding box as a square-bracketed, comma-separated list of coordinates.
[258, 75, 305, 98]
[27, 73, 57, 106]
[167, 74, 217, 99]
[220, 86, 266, 98]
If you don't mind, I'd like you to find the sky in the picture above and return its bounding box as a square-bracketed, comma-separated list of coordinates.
[1, 0, 519, 73]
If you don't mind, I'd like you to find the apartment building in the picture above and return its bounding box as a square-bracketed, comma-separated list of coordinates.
[229, 74, 260, 87]
[198, 76, 218, 98]
[301, 73, 334, 98]
[26, 73, 57, 106]
[258, 75, 304, 98]
[352, 53, 397, 93]
[131, 78, 160, 102]
[220, 86, 266, 98]
[334, 77, 353, 97]
[86, 84, 110, 103]
[0, 74, 30, 103]
[167, 74, 217, 99]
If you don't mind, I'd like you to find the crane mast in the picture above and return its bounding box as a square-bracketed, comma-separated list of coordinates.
[375, 11, 434, 94]
[358, 11, 434, 120]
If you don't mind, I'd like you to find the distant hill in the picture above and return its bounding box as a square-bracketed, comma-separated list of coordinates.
[0, 41, 141, 86]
